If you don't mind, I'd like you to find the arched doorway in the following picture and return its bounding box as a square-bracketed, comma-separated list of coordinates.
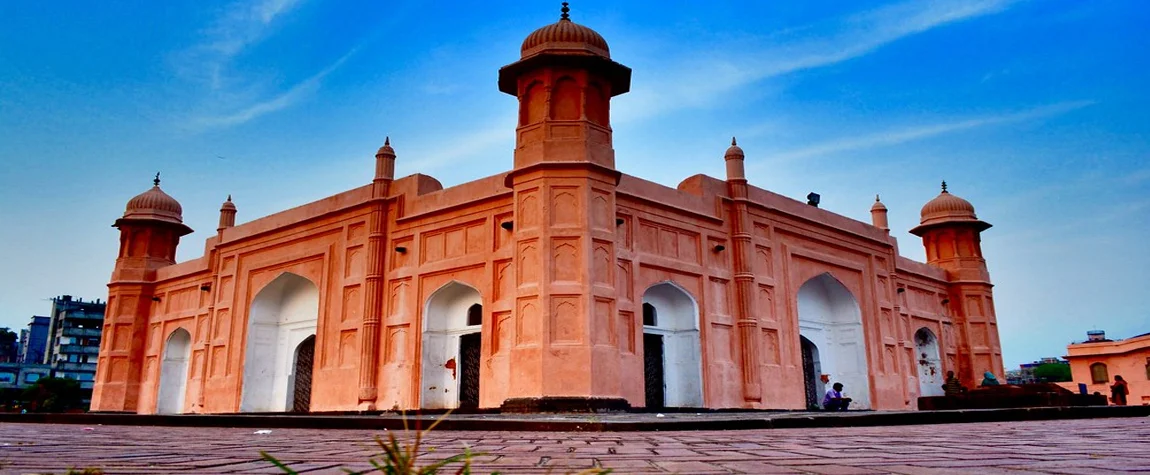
[915, 328, 944, 397]
[421, 282, 482, 409]
[797, 273, 871, 409]
[291, 335, 316, 412]
[800, 336, 823, 410]
[240, 272, 320, 412]
[156, 328, 191, 414]
[641, 282, 703, 408]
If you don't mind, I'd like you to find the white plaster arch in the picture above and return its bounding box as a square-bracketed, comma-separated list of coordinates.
[156, 328, 192, 414]
[421, 281, 482, 409]
[240, 272, 319, 412]
[797, 273, 871, 409]
[642, 281, 704, 407]
[915, 327, 944, 397]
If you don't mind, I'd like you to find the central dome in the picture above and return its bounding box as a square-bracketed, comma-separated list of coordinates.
[520, 4, 609, 59]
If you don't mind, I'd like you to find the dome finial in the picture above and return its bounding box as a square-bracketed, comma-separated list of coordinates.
[384, 136, 390, 146]
[154, 172, 161, 187]
[731, 137, 737, 146]
[876, 194, 881, 202]
[941, 180, 948, 193]
[560, 2, 570, 21]
[226, 194, 232, 202]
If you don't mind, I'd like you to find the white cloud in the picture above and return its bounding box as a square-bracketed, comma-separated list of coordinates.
[765, 100, 1095, 163]
[191, 48, 356, 130]
[615, 0, 1019, 122]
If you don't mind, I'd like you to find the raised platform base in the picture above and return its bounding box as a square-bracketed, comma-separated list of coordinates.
[918, 383, 1108, 411]
[500, 397, 631, 413]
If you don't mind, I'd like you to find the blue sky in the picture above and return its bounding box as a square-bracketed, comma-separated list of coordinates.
[1, 1, 1146, 369]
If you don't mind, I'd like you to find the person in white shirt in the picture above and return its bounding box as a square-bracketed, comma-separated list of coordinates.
[823, 382, 852, 411]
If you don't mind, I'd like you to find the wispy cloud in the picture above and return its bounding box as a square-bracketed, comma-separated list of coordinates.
[767, 100, 1095, 162]
[178, 0, 304, 89]
[616, 0, 1018, 122]
[191, 48, 356, 130]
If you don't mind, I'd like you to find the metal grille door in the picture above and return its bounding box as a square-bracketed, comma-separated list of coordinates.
[292, 336, 315, 413]
[643, 333, 665, 409]
[459, 332, 481, 408]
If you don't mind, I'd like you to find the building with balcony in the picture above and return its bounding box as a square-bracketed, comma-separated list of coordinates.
[44, 296, 105, 400]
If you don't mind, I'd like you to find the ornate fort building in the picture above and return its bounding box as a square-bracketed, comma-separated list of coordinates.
[92, 6, 1003, 413]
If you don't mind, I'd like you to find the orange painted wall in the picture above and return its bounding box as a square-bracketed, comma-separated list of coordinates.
[1066, 334, 1150, 406]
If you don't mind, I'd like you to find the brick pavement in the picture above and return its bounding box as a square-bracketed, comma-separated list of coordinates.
[1, 417, 1148, 474]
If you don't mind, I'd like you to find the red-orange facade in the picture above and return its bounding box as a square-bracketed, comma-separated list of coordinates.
[91, 9, 1004, 414]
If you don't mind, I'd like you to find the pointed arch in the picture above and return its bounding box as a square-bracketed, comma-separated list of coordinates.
[797, 272, 871, 409]
[915, 327, 944, 397]
[421, 281, 483, 409]
[241, 272, 320, 412]
[641, 281, 703, 408]
[156, 328, 192, 414]
[550, 76, 581, 120]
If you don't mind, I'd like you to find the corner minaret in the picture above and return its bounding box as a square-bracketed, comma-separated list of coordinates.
[359, 138, 397, 409]
[723, 137, 764, 404]
[496, 4, 632, 411]
[870, 195, 889, 231]
[217, 195, 236, 232]
[499, 2, 631, 169]
[910, 181, 1001, 389]
[92, 173, 193, 412]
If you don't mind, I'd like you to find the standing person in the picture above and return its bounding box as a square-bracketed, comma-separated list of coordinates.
[823, 382, 852, 411]
[1111, 375, 1129, 406]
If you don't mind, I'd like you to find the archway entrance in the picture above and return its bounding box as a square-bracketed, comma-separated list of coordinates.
[641, 282, 703, 408]
[915, 328, 944, 397]
[291, 335, 316, 412]
[240, 272, 320, 412]
[156, 328, 191, 414]
[800, 336, 823, 410]
[797, 273, 870, 409]
[421, 282, 482, 409]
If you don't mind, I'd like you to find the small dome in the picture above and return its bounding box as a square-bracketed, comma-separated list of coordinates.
[724, 137, 744, 160]
[520, 4, 609, 59]
[871, 195, 887, 212]
[376, 136, 395, 158]
[122, 174, 184, 224]
[220, 195, 236, 211]
[919, 182, 977, 225]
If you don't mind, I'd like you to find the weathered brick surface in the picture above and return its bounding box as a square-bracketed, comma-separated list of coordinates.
[1, 417, 1147, 474]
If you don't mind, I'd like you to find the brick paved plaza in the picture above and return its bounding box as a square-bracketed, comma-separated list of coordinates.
[1, 417, 1148, 474]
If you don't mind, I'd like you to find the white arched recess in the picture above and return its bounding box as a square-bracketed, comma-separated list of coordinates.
[915, 327, 944, 397]
[240, 272, 320, 412]
[642, 282, 704, 407]
[797, 273, 871, 409]
[156, 328, 192, 414]
[421, 282, 482, 409]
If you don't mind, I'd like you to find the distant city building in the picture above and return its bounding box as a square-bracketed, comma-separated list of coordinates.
[1009, 357, 1070, 384]
[19, 316, 50, 364]
[1065, 330, 1149, 406]
[0, 362, 51, 390]
[44, 296, 105, 401]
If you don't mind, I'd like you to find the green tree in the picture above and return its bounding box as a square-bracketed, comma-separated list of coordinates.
[0, 327, 17, 362]
[21, 377, 83, 412]
[1033, 363, 1072, 382]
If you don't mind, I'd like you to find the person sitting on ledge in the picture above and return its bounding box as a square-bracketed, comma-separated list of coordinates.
[823, 382, 852, 411]
[941, 370, 966, 396]
[980, 371, 1001, 387]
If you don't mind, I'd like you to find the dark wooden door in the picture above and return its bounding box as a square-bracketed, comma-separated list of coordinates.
[643, 333, 665, 409]
[459, 332, 481, 408]
[801, 337, 817, 410]
[292, 336, 315, 413]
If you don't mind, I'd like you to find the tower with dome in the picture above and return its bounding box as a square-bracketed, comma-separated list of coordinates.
[92, 5, 1001, 414]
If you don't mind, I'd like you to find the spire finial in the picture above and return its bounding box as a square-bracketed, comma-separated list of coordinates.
[154, 172, 161, 187]
[875, 194, 881, 202]
[731, 137, 737, 146]
[941, 180, 948, 193]
[226, 194, 232, 202]
[384, 136, 390, 146]
[560, 2, 570, 20]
